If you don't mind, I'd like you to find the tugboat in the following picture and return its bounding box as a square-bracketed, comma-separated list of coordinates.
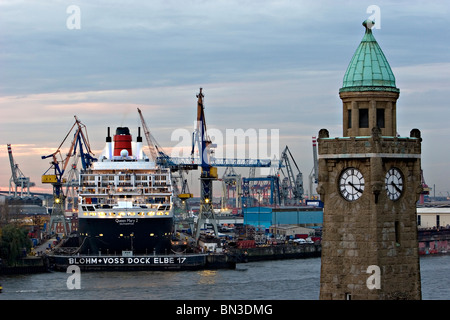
[77, 126, 174, 255]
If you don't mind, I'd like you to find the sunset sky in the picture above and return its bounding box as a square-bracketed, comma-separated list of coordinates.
[1, 1, 449, 197]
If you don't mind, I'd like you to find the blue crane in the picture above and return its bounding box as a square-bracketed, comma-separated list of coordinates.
[139, 89, 273, 240]
[189, 88, 275, 239]
[41, 116, 96, 235]
[42, 116, 96, 196]
[191, 88, 219, 239]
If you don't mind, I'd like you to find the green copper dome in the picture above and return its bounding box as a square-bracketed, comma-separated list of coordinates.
[340, 20, 399, 93]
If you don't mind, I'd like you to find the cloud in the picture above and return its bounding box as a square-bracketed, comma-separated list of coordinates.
[0, 0, 353, 95]
[0, 0, 450, 196]
[394, 63, 450, 94]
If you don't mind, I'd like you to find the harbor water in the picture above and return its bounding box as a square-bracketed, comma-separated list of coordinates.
[1, 255, 449, 300]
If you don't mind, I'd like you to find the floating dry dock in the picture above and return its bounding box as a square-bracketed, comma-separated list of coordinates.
[48, 253, 236, 271]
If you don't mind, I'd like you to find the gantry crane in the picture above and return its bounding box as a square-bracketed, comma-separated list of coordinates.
[242, 175, 281, 206]
[221, 167, 242, 210]
[41, 116, 96, 235]
[7, 144, 35, 197]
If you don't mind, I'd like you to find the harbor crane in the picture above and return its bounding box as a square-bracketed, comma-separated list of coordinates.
[137, 107, 168, 165]
[41, 116, 96, 235]
[419, 169, 430, 204]
[7, 144, 35, 197]
[191, 88, 220, 240]
[190, 88, 274, 239]
[177, 170, 193, 216]
[308, 136, 319, 199]
[221, 167, 242, 209]
[277, 145, 304, 205]
[137, 107, 195, 207]
[242, 175, 281, 206]
[138, 89, 272, 240]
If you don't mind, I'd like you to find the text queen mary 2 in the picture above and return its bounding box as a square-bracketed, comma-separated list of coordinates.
[77, 126, 174, 255]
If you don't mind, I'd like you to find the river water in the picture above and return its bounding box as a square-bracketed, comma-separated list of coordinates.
[0, 255, 449, 300]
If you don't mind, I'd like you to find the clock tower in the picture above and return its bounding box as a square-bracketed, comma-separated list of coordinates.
[318, 20, 422, 300]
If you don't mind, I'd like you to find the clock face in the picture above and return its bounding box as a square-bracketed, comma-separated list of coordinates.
[339, 167, 365, 201]
[385, 167, 403, 201]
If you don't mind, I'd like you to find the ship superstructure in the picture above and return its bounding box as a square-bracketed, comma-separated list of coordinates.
[78, 127, 174, 255]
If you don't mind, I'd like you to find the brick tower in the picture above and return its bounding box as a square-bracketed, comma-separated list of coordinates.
[318, 20, 422, 300]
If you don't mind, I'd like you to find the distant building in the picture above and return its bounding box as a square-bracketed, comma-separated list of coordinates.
[0, 194, 48, 215]
[269, 224, 315, 238]
[417, 207, 450, 229]
[243, 206, 323, 230]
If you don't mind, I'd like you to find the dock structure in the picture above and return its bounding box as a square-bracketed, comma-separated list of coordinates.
[230, 243, 321, 262]
[48, 252, 236, 271]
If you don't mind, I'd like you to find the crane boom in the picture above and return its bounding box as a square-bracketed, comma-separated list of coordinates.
[61, 116, 95, 173]
[41, 116, 96, 192]
[312, 136, 318, 183]
[192, 88, 215, 168]
[7, 144, 34, 196]
[137, 108, 158, 162]
[7, 144, 18, 184]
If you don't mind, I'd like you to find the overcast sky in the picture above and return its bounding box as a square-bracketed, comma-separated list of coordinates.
[1, 0, 449, 197]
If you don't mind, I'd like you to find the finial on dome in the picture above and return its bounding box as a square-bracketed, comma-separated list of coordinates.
[363, 19, 375, 32]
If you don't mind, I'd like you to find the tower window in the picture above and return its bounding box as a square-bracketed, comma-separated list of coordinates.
[359, 108, 369, 128]
[348, 109, 352, 128]
[395, 221, 400, 246]
[377, 109, 385, 128]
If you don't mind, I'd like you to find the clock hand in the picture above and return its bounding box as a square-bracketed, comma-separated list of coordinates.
[348, 181, 363, 193]
[391, 181, 402, 193]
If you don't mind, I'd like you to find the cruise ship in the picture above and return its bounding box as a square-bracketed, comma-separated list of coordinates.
[77, 126, 174, 255]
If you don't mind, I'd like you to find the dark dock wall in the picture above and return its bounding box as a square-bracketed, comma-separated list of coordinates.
[230, 243, 321, 262]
